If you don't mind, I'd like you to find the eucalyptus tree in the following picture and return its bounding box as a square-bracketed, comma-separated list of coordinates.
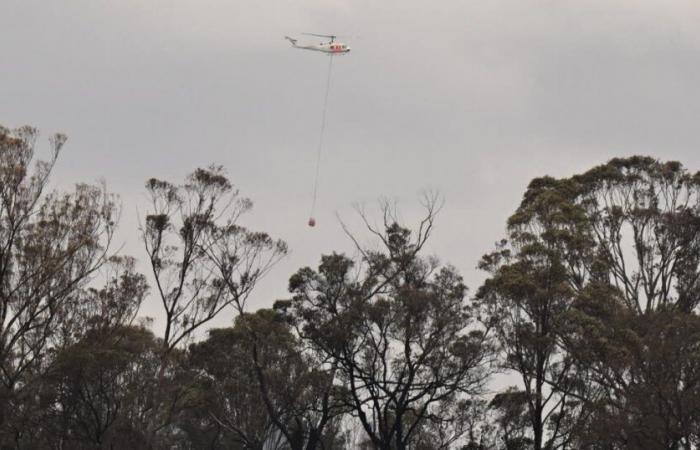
[141, 166, 287, 354]
[477, 175, 584, 449]
[284, 201, 494, 450]
[0, 126, 119, 444]
[185, 316, 281, 450]
[186, 308, 346, 450]
[519, 156, 700, 314]
[140, 166, 287, 445]
[39, 325, 161, 450]
[503, 156, 700, 448]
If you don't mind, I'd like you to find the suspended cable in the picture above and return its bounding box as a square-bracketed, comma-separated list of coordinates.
[308, 55, 335, 227]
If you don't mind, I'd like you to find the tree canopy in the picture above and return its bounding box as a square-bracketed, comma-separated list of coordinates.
[3, 125, 700, 450]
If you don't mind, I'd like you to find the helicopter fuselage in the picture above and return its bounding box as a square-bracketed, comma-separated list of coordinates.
[286, 37, 351, 54]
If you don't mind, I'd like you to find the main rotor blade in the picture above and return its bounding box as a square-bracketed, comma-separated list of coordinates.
[302, 32, 337, 39]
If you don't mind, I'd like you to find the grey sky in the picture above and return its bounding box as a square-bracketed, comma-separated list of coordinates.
[3, 0, 700, 330]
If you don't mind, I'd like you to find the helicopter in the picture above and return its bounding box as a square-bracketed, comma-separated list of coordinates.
[285, 33, 351, 55]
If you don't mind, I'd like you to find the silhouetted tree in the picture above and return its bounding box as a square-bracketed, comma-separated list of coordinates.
[40, 325, 161, 449]
[0, 126, 119, 446]
[285, 201, 494, 450]
[142, 166, 287, 353]
[188, 308, 345, 450]
[508, 156, 700, 448]
[477, 177, 582, 449]
[140, 166, 287, 444]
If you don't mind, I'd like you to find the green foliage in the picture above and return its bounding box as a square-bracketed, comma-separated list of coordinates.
[184, 309, 345, 450]
[142, 165, 287, 353]
[0, 126, 121, 447]
[486, 155, 700, 449]
[39, 326, 161, 449]
[286, 209, 494, 450]
[7, 124, 700, 450]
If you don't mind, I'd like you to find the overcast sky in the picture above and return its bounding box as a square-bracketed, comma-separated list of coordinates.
[3, 0, 700, 330]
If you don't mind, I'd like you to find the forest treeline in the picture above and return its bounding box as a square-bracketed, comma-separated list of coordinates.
[1, 125, 700, 450]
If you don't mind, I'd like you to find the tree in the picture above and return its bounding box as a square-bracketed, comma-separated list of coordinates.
[506, 156, 700, 448]
[477, 177, 582, 449]
[560, 289, 700, 449]
[186, 308, 346, 450]
[141, 166, 287, 354]
[140, 166, 287, 444]
[39, 325, 161, 450]
[505, 156, 700, 315]
[488, 389, 535, 450]
[27, 256, 151, 450]
[51, 255, 148, 348]
[190, 309, 330, 450]
[285, 202, 494, 450]
[0, 126, 119, 445]
[409, 398, 488, 450]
